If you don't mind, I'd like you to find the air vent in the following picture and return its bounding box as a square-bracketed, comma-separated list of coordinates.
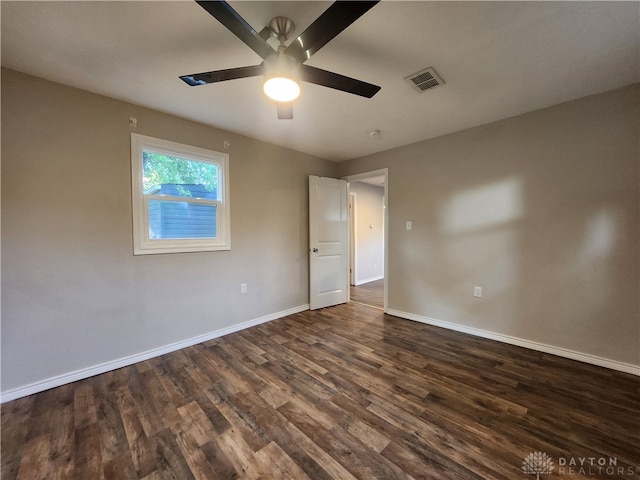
[405, 67, 444, 93]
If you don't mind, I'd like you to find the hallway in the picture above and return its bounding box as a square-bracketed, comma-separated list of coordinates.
[350, 279, 384, 309]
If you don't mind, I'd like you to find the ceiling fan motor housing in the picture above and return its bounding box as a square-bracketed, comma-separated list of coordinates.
[269, 16, 296, 42]
[264, 48, 299, 77]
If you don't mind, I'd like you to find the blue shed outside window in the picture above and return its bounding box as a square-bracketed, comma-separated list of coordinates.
[148, 184, 218, 239]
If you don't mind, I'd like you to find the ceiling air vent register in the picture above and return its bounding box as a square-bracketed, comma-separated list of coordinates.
[405, 67, 444, 93]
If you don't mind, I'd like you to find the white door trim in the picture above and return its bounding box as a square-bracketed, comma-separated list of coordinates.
[349, 192, 357, 286]
[344, 168, 389, 312]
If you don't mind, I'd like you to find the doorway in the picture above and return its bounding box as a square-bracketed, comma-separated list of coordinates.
[345, 169, 388, 311]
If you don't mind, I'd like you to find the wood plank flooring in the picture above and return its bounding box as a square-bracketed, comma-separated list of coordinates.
[350, 279, 384, 309]
[2, 302, 639, 479]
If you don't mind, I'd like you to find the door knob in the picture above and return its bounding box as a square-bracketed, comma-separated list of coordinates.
[312, 248, 318, 253]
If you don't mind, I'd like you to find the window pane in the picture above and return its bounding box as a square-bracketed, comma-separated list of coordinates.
[143, 151, 218, 200]
[148, 199, 217, 239]
[132, 133, 230, 254]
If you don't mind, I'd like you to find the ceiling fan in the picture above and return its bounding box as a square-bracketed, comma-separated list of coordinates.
[180, 0, 381, 119]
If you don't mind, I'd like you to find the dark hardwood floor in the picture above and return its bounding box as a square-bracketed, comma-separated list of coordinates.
[2, 302, 639, 479]
[350, 279, 384, 309]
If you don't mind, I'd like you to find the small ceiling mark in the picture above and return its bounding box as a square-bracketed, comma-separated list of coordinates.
[367, 129, 381, 138]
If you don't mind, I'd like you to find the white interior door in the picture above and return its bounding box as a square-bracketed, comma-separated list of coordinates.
[309, 175, 349, 310]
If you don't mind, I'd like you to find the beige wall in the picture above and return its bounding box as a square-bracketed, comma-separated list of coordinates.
[350, 182, 384, 284]
[339, 84, 640, 367]
[1, 68, 338, 394]
[3, 68, 638, 397]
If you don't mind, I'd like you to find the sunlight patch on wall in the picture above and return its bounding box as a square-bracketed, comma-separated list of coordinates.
[440, 177, 523, 233]
[580, 209, 618, 260]
[569, 208, 621, 326]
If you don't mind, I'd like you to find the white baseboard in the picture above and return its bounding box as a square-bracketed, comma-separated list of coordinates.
[387, 309, 640, 376]
[354, 275, 384, 286]
[0, 304, 310, 403]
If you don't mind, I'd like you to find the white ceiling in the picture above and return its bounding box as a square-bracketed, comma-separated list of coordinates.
[2, 1, 638, 162]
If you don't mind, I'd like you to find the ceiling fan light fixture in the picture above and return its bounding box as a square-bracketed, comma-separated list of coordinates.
[263, 76, 300, 102]
[263, 50, 301, 102]
[182, 2, 381, 118]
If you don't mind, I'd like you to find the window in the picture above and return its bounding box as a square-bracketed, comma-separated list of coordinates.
[131, 133, 230, 254]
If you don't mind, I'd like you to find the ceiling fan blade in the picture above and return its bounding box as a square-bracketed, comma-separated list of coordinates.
[285, 1, 379, 64]
[180, 64, 264, 86]
[277, 103, 294, 120]
[300, 65, 381, 98]
[195, 1, 276, 60]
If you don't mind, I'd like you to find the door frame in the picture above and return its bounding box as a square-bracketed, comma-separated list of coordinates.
[349, 192, 357, 286]
[344, 168, 389, 312]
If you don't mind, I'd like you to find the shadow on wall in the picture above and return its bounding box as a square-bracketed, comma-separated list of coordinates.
[344, 84, 639, 365]
[437, 177, 523, 331]
[400, 172, 633, 352]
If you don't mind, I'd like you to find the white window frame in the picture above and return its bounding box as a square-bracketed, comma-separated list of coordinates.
[131, 133, 230, 255]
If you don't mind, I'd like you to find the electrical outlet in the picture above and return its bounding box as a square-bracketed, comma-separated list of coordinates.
[240, 283, 247, 294]
[406, 221, 412, 231]
[474, 286, 482, 298]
